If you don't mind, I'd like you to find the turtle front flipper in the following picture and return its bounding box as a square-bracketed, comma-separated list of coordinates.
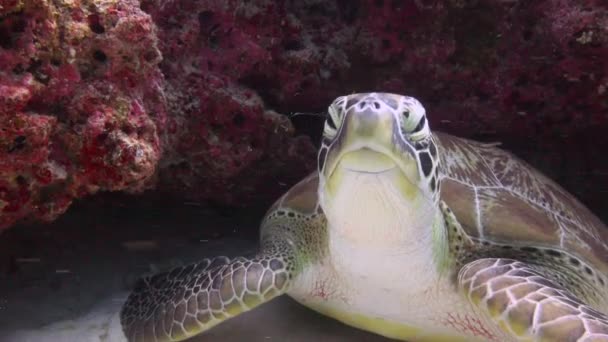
[459, 258, 608, 341]
[120, 240, 297, 342]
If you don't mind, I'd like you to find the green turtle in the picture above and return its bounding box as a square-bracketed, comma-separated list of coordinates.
[120, 93, 608, 342]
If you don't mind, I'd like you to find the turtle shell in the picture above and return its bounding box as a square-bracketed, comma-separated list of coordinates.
[435, 132, 608, 275]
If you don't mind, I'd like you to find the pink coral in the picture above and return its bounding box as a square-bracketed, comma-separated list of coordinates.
[1, 0, 607, 231]
[149, 0, 607, 218]
[0, 0, 165, 229]
[147, 0, 317, 206]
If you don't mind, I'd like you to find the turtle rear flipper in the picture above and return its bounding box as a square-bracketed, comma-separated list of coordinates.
[120, 241, 296, 342]
[459, 258, 608, 341]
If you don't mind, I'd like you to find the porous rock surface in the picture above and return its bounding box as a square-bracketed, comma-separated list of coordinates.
[0, 0, 606, 231]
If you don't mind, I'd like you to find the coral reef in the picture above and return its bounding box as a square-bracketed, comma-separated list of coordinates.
[150, 0, 608, 220]
[145, 0, 318, 206]
[1, 0, 606, 231]
[0, 0, 165, 229]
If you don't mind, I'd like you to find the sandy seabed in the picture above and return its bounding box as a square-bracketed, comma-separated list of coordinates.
[0, 202, 394, 341]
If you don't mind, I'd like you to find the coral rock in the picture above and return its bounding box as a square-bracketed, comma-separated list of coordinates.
[1, 0, 607, 231]
[0, 0, 165, 230]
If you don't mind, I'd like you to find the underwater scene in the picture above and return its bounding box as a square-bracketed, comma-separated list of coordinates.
[1, 1, 607, 341]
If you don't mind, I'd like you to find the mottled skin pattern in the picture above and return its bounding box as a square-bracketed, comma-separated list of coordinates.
[435, 130, 608, 341]
[121, 93, 608, 342]
[120, 245, 295, 341]
[443, 201, 608, 340]
[120, 197, 327, 342]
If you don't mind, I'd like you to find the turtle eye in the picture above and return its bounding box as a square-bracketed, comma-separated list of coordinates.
[324, 98, 345, 138]
[400, 99, 430, 141]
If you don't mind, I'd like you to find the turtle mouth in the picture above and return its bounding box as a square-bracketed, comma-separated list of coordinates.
[339, 148, 398, 174]
[327, 143, 420, 184]
[343, 167, 396, 174]
[322, 143, 424, 205]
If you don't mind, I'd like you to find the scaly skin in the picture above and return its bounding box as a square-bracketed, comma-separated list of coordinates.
[460, 258, 608, 341]
[120, 203, 327, 342]
[120, 240, 298, 342]
[443, 195, 608, 340]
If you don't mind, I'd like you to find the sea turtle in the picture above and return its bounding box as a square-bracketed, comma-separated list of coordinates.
[120, 92, 608, 342]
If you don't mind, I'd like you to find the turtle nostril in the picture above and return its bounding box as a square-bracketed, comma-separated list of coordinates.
[358, 102, 366, 109]
[373, 102, 380, 109]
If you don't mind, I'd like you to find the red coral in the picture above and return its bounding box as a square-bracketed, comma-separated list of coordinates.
[1, 0, 607, 231]
[0, 113, 58, 226]
[0, 0, 165, 230]
[147, 0, 316, 206]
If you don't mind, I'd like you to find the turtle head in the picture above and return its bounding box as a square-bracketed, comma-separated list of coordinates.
[317, 93, 441, 245]
[318, 92, 440, 205]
